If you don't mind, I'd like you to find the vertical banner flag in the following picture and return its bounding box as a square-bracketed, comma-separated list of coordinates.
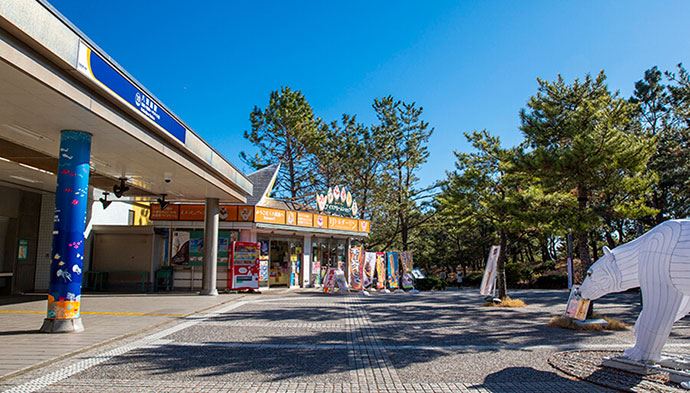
[228, 241, 260, 290]
[375, 252, 386, 290]
[400, 251, 415, 290]
[349, 246, 364, 291]
[363, 252, 377, 288]
[386, 252, 400, 289]
[323, 267, 337, 294]
[479, 245, 500, 296]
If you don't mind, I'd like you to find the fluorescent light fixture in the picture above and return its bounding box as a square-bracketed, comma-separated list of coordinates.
[18, 162, 53, 175]
[2, 124, 50, 141]
[0, 156, 10, 162]
[90, 158, 112, 168]
[10, 175, 39, 183]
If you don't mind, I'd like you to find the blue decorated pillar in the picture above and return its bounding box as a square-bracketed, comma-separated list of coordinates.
[40, 130, 92, 333]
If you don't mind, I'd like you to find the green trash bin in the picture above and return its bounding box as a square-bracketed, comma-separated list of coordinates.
[154, 266, 173, 292]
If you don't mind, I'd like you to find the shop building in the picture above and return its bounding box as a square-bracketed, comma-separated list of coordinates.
[146, 164, 371, 290]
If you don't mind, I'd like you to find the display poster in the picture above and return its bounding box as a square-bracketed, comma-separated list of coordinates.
[228, 241, 260, 290]
[186, 230, 235, 267]
[386, 252, 400, 289]
[480, 245, 500, 296]
[349, 246, 364, 291]
[565, 285, 590, 321]
[363, 252, 377, 289]
[189, 231, 204, 266]
[323, 267, 337, 293]
[171, 231, 190, 265]
[17, 239, 28, 261]
[375, 252, 386, 290]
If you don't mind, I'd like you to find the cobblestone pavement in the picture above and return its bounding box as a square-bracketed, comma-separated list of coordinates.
[2, 288, 689, 392]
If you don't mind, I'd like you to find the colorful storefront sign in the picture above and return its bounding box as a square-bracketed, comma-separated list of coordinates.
[149, 204, 370, 235]
[150, 204, 180, 220]
[349, 246, 364, 291]
[386, 252, 400, 289]
[255, 207, 286, 224]
[328, 216, 359, 231]
[297, 212, 313, 227]
[315, 185, 358, 217]
[228, 241, 260, 290]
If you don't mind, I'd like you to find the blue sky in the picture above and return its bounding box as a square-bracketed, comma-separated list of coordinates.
[51, 1, 690, 187]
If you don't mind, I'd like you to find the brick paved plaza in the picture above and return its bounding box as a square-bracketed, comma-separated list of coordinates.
[1, 289, 689, 392]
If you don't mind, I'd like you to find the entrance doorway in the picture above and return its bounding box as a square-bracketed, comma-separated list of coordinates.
[263, 237, 303, 287]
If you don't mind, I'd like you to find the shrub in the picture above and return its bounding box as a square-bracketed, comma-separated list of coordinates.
[505, 262, 533, 286]
[415, 276, 448, 291]
[532, 272, 568, 289]
[463, 272, 484, 287]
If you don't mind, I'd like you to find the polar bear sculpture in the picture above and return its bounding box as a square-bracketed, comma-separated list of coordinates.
[579, 219, 690, 362]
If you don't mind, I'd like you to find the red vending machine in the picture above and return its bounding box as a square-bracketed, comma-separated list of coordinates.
[228, 241, 260, 291]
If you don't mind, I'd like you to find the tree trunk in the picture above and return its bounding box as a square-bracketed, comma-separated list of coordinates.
[590, 231, 599, 261]
[496, 230, 508, 300]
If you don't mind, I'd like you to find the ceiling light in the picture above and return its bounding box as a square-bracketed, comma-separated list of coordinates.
[10, 175, 39, 183]
[0, 156, 10, 163]
[3, 124, 50, 141]
[18, 163, 54, 175]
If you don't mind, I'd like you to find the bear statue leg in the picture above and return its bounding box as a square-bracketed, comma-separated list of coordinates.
[674, 296, 690, 323]
[624, 283, 685, 362]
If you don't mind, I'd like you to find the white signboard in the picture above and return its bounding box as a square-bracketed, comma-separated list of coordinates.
[479, 245, 500, 296]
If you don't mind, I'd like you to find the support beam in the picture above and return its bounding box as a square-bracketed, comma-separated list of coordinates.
[201, 198, 219, 296]
[40, 130, 92, 333]
[302, 235, 312, 288]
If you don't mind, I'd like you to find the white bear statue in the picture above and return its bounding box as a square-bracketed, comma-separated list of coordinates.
[579, 219, 690, 362]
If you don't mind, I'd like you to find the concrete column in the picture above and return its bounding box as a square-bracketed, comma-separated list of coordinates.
[40, 130, 92, 333]
[201, 198, 219, 296]
[302, 235, 312, 287]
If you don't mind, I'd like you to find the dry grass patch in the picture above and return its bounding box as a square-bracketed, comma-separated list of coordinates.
[548, 314, 629, 331]
[483, 297, 526, 308]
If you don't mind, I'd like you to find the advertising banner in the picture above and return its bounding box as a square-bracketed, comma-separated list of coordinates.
[401, 251, 414, 274]
[171, 231, 190, 265]
[349, 246, 365, 291]
[228, 241, 260, 290]
[363, 252, 377, 289]
[386, 252, 400, 289]
[323, 268, 337, 293]
[375, 252, 386, 290]
[480, 245, 500, 296]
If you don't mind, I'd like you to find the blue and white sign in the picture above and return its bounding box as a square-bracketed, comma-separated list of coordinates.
[76, 41, 186, 144]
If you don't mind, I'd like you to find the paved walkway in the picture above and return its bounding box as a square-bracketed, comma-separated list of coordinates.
[1, 288, 688, 392]
[0, 292, 250, 379]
